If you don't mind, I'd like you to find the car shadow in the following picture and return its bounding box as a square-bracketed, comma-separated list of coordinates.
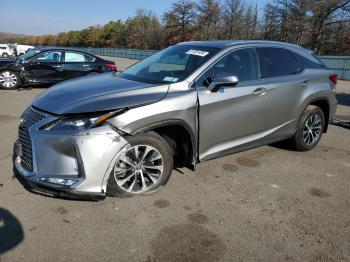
[336, 93, 350, 107]
[0, 208, 24, 254]
[16, 84, 53, 92]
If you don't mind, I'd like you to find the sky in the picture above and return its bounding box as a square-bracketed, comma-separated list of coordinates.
[0, 0, 269, 35]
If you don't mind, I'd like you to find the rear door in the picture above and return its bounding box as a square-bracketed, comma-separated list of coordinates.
[255, 47, 307, 136]
[61, 51, 97, 79]
[197, 48, 274, 160]
[24, 51, 64, 84]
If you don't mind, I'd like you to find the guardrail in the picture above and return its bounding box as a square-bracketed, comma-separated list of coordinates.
[37, 46, 350, 80]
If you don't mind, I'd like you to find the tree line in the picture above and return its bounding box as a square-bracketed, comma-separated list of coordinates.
[5, 0, 350, 55]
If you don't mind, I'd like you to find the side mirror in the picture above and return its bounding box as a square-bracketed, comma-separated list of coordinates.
[208, 74, 239, 92]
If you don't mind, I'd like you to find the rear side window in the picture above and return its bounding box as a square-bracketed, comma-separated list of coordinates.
[293, 52, 326, 69]
[257, 47, 299, 78]
[64, 52, 86, 62]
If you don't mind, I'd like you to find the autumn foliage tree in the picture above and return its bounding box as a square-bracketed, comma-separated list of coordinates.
[2, 0, 350, 55]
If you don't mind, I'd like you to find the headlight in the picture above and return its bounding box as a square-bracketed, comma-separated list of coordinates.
[44, 110, 125, 131]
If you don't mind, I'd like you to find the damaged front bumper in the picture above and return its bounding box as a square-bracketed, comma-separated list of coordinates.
[14, 107, 128, 199]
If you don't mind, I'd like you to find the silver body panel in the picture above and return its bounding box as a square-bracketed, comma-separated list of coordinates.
[14, 41, 337, 196]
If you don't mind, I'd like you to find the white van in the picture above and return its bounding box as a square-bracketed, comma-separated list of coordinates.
[0, 44, 14, 57]
[16, 45, 35, 55]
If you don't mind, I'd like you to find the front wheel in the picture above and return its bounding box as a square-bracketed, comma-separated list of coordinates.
[2, 53, 9, 58]
[107, 132, 173, 197]
[0, 71, 20, 90]
[289, 105, 325, 151]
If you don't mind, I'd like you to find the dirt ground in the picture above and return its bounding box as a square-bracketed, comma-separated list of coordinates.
[0, 60, 349, 261]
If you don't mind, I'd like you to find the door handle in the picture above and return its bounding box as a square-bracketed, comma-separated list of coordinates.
[252, 88, 268, 96]
[302, 80, 312, 87]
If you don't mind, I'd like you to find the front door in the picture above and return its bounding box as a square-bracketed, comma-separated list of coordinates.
[24, 51, 64, 84]
[196, 48, 273, 160]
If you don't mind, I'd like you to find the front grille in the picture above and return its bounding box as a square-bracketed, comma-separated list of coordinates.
[18, 107, 46, 171]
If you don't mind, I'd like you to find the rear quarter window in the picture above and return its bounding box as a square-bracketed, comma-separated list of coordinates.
[292, 52, 326, 69]
[257, 47, 300, 78]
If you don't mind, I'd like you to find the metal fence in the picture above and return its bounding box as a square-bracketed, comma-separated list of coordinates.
[39, 46, 158, 60]
[318, 56, 350, 80]
[38, 46, 350, 80]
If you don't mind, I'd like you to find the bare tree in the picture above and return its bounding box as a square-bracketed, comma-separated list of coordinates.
[196, 0, 221, 40]
[308, 0, 350, 53]
[222, 0, 246, 39]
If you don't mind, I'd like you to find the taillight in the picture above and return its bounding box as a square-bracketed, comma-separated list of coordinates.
[329, 74, 338, 84]
[106, 64, 117, 71]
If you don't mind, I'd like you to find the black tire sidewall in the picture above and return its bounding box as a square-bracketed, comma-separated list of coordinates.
[0, 71, 20, 90]
[107, 132, 173, 197]
[295, 106, 325, 151]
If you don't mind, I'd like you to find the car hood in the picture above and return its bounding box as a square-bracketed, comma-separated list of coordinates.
[32, 73, 169, 115]
[0, 58, 16, 64]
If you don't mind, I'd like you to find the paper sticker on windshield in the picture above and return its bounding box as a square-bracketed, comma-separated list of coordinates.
[186, 49, 209, 57]
[164, 76, 179, 82]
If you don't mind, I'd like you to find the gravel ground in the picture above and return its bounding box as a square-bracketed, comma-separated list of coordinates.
[0, 59, 349, 262]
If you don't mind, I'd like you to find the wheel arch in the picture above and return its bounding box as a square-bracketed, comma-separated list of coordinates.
[307, 98, 330, 133]
[131, 119, 197, 170]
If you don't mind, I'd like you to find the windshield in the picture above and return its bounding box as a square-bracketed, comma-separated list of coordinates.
[18, 49, 41, 61]
[119, 45, 221, 84]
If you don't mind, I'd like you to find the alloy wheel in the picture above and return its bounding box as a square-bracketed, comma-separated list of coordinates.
[0, 71, 18, 89]
[303, 114, 322, 145]
[114, 145, 164, 193]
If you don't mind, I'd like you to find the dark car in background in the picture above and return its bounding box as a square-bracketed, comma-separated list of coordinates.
[0, 48, 117, 89]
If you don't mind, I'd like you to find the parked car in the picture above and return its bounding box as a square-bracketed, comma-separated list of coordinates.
[14, 40, 337, 199]
[0, 48, 117, 89]
[0, 44, 14, 57]
[16, 44, 35, 56]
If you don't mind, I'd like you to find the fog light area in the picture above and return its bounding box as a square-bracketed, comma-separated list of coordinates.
[39, 177, 78, 186]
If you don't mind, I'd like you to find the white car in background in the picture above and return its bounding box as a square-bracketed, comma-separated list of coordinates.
[16, 45, 35, 55]
[0, 44, 14, 57]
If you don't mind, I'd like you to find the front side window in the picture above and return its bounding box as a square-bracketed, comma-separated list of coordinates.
[257, 47, 299, 78]
[33, 51, 62, 63]
[196, 48, 259, 87]
[64, 52, 86, 62]
[119, 45, 220, 84]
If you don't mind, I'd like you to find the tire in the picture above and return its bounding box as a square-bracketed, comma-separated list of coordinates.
[0, 71, 20, 90]
[289, 105, 325, 151]
[107, 132, 173, 197]
[2, 53, 8, 58]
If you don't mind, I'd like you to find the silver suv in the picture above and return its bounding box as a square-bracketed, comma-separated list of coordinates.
[14, 41, 337, 199]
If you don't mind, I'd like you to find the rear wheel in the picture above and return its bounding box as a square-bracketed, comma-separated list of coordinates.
[2, 53, 8, 58]
[107, 132, 173, 197]
[0, 71, 20, 90]
[289, 105, 325, 151]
